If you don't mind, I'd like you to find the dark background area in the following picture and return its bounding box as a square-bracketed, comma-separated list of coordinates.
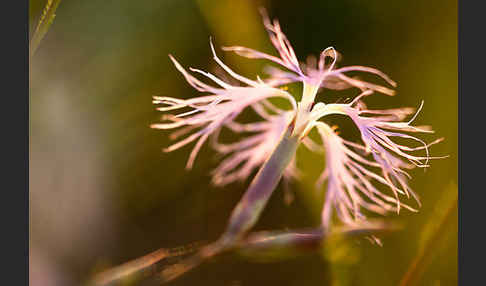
[29, 0, 457, 285]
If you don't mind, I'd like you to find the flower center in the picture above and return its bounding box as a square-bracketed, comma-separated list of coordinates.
[293, 82, 320, 137]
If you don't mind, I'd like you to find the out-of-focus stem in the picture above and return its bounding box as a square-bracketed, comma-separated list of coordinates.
[91, 222, 394, 285]
[398, 186, 457, 286]
[235, 222, 395, 260]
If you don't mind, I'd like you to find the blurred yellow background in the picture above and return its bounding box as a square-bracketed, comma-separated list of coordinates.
[29, 0, 457, 285]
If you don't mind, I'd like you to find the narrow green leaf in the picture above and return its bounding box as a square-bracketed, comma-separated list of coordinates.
[30, 0, 62, 57]
[399, 182, 457, 286]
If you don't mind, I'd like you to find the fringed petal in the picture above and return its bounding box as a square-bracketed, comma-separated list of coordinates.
[211, 112, 298, 186]
[306, 122, 419, 228]
[152, 51, 296, 169]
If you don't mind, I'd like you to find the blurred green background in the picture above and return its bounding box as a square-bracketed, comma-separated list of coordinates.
[29, 0, 457, 285]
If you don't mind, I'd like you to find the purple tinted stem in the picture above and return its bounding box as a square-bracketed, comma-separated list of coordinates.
[218, 125, 299, 247]
[158, 125, 299, 283]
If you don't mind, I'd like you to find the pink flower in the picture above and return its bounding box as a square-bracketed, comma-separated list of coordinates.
[93, 9, 447, 284]
[153, 9, 444, 230]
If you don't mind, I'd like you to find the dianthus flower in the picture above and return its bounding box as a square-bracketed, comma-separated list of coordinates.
[150, 8, 443, 282]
